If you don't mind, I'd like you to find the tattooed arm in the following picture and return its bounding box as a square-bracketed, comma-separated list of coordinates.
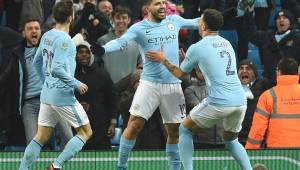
[161, 58, 186, 78]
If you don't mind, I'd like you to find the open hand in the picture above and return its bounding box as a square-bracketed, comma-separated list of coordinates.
[145, 45, 166, 63]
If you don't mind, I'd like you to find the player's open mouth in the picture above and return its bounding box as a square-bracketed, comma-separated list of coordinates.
[31, 35, 38, 40]
[241, 75, 249, 81]
[158, 10, 165, 15]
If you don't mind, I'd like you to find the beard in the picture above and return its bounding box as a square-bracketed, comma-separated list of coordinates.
[150, 10, 166, 22]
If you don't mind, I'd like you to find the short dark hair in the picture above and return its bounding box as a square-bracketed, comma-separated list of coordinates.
[21, 16, 42, 30]
[53, 1, 74, 24]
[112, 5, 132, 18]
[144, 0, 154, 6]
[277, 57, 298, 75]
[202, 8, 223, 31]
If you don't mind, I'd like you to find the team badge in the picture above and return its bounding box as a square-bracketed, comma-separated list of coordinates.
[61, 42, 68, 50]
[167, 23, 175, 31]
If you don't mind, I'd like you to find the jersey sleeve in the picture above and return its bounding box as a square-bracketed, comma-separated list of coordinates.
[51, 38, 80, 89]
[180, 44, 199, 73]
[103, 26, 138, 53]
[33, 43, 45, 82]
[171, 15, 199, 29]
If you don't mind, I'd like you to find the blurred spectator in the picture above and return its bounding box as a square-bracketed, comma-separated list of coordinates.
[184, 68, 207, 117]
[181, 0, 200, 48]
[72, 1, 111, 44]
[3, 0, 22, 30]
[19, 0, 43, 31]
[236, 0, 275, 62]
[97, 5, 142, 83]
[281, 0, 300, 27]
[182, 0, 219, 48]
[254, 0, 274, 31]
[112, 0, 145, 23]
[237, 8, 300, 87]
[246, 57, 300, 149]
[237, 59, 269, 145]
[0, 26, 25, 148]
[42, 0, 56, 27]
[184, 67, 224, 149]
[97, 0, 113, 17]
[20, 17, 73, 149]
[74, 0, 97, 13]
[117, 69, 166, 149]
[75, 41, 118, 150]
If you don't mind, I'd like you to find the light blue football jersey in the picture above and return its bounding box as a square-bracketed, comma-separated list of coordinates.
[33, 28, 81, 106]
[180, 35, 246, 107]
[103, 15, 199, 83]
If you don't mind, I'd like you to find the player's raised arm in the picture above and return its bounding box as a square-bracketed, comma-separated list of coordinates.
[172, 14, 199, 29]
[91, 27, 137, 56]
[146, 46, 187, 79]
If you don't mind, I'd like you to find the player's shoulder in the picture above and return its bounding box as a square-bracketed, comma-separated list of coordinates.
[164, 15, 183, 22]
[51, 34, 73, 53]
[129, 20, 144, 29]
[192, 39, 207, 49]
[186, 42, 204, 56]
[42, 29, 54, 38]
[166, 14, 182, 19]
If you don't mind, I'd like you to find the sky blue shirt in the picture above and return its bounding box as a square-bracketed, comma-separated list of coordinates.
[103, 15, 198, 83]
[24, 47, 43, 99]
[180, 35, 246, 107]
[33, 28, 80, 106]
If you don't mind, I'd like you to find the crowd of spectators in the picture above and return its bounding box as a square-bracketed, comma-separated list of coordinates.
[0, 0, 300, 151]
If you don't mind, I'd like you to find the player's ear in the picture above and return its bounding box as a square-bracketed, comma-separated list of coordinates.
[201, 23, 206, 31]
[68, 15, 73, 24]
[128, 17, 131, 24]
[22, 30, 26, 38]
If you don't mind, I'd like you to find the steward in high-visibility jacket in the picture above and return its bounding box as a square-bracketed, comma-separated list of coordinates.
[246, 58, 300, 149]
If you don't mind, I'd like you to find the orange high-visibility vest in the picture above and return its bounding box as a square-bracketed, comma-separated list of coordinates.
[246, 75, 300, 149]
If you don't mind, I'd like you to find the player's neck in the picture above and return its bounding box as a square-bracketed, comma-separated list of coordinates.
[55, 23, 70, 34]
[202, 30, 218, 37]
[147, 15, 163, 23]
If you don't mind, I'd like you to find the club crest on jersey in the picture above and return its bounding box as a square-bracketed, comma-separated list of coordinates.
[167, 23, 175, 31]
[61, 43, 68, 50]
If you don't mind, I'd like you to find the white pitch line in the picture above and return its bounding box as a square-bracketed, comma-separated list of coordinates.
[1, 156, 299, 167]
